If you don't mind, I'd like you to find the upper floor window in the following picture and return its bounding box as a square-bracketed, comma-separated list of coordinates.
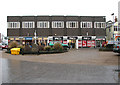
[22, 22, 35, 28]
[114, 26, 118, 31]
[7, 22, 20, 28]
[94, 22, 106, 28]
[52, 21, 64, 28]
[81, 22, 92, 28]
[37, 21, 49, 28]
[66, 21, 78, 28]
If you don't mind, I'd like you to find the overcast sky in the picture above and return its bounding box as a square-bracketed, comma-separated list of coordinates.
[0, 0, 119, 36]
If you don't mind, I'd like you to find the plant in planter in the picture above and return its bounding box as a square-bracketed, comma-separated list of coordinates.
[31, 43, 39, 53]
[38, 45, 44, 51]
[53, 42, 63, 52]
[44, 46, 51, 51]
[8, 41, 18, 49]
[7, 41, 19, 53]
[22, 45, 32, 55]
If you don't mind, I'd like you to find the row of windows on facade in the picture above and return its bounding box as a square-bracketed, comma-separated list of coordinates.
[7, 21, 106, 28]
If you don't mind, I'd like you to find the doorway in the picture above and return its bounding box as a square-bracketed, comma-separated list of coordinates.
[68, 39, 76, 49]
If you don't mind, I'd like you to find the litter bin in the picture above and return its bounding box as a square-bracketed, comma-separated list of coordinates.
[11, 48, 20, 55]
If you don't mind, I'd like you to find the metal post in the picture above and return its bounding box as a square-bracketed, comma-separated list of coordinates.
[111, 13, 115, 44]
[34, 30, 37, 44]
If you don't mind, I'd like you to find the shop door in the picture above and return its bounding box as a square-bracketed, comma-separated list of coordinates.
[72, 40, 76, 48]
[82, 40, 87, 47]
[78, 40, 82, 47]
[87, 40, 92, 47]
[92, 40, 95, 47]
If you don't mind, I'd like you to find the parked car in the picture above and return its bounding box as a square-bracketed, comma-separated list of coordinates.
[113, 44, 120, 53]
[1, 43, 8, 50]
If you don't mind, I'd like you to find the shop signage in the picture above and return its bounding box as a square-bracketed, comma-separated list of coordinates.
[82, 37, 91, 40]
[96, 38, 105, 40]
[78, 40, 82, 47]
[82, 40, 87, 47]
[25, 37, 32, 40]
[53, 37, 63, 40]
[67, 37, 78, 40]
[87, 40, 92, 47]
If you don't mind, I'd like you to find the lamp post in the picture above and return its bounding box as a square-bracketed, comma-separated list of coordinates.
[111, 13, 115, 44]
[34, 30, 37, 44]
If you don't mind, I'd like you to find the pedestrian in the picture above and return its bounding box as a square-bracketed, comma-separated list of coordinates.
[70, 42, 72, 49]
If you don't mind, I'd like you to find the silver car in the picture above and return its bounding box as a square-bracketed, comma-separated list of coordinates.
[113, 44, 120, 53]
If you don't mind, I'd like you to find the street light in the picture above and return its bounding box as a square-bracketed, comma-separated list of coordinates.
[34, 30, 37, 44]
[111, 13, 115, 44]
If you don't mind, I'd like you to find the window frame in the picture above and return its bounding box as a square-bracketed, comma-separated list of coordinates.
[94, 22, 106, 28]
[66, 21, 78, 28]
[22, 21, 35, 28]
[37, 21, 49, 28]
[7, 22, 20, 28]
[114, 26, 118, 31]
[52, 21, 64, 28]
[81, 22, 92, 28]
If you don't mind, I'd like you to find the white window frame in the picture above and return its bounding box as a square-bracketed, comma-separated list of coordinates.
[37, 21, 49, 28]
[114, 26, 118, 31]
[81, 22, 92, 28]
[94, 22, 106, 28]
[52, 21, 64, 28]
[66, 21, 78, 28]
[101, 22, 106, 28]
[7, 22, 20, 28]
[22, 22, 35, 28]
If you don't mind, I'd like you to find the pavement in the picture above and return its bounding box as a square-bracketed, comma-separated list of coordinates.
[2, 59, 118, 83]
[1, 48, 119, 83]
[2, 48, 119, 65]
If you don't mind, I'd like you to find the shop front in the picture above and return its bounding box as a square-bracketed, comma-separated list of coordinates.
[24, 37, 33, 45]
[95, 37, 105, 47]
[78, 36, 96, 48]
[67, 37, 78, 49]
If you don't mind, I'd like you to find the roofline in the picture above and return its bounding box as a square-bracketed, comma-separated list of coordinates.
[7, 15, 106, 17]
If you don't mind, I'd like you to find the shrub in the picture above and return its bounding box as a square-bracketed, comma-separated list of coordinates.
[44, 46, 51, 51]
[32, 48, 39, 53]
[59, 47, 63, 52]
[32, 43, 38, 48]
[53, 43, 63, 51]
[24, 45, 32, 52]
[51, 48, 55, 51]
[17, 44, 25, 49]
[31, 44, 39, 52]
[8, 41, 18, 49]
[38, 45, 44, 51]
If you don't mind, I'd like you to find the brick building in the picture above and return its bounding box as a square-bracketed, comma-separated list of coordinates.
[7, 16, 106, 49]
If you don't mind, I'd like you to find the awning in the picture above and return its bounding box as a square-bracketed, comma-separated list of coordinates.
[10, 38, 14, 40]
[25, 37, 32, 40]
[15, 38, 19, 40]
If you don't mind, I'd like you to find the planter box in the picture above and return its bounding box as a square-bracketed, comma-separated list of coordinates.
[6, 49, 68, 55]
